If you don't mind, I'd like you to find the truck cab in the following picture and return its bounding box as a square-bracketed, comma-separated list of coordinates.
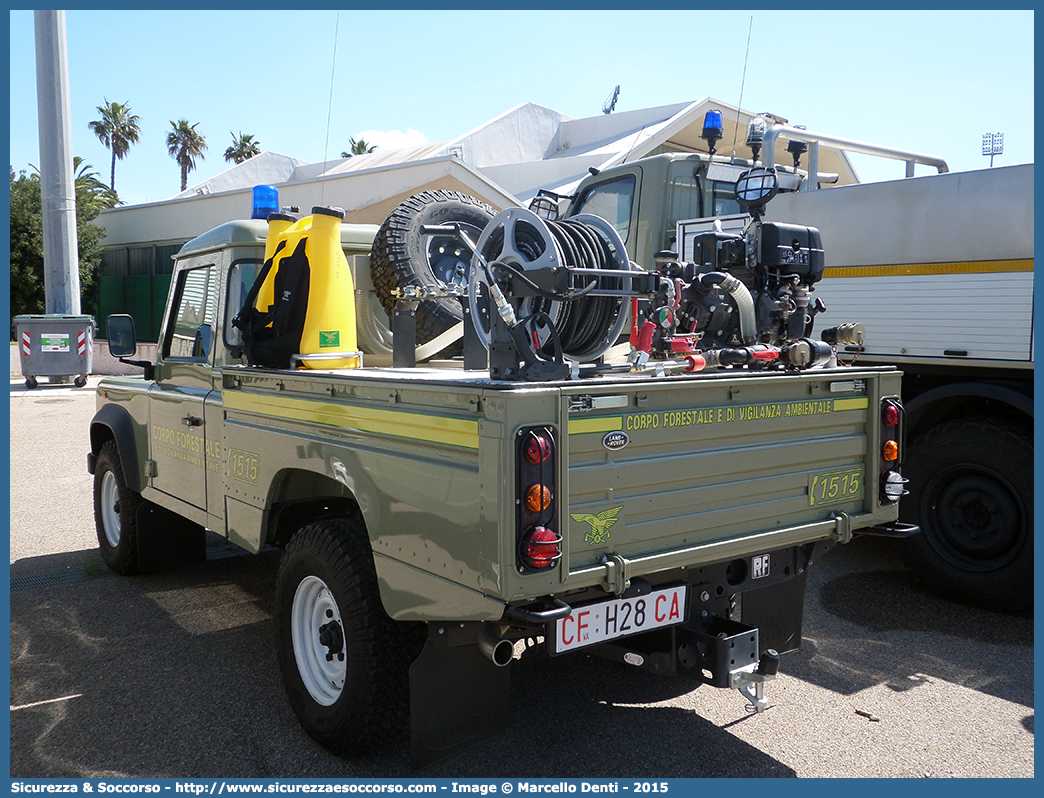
[96, 219, 379, 538]
[563, 152, 804, 269]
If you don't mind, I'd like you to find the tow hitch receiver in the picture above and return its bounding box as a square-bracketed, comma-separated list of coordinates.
[730, 649, 781, 712]
[679, 616, 781, 712]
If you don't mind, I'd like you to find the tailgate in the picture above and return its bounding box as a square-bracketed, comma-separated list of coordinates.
[560, 370, 893, 575]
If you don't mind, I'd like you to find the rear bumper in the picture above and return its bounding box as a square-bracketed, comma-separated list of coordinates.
[564, 511, 886, 593]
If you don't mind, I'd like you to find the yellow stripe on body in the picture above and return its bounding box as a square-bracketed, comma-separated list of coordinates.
[823, 259, 1033, 279]
[832, 397, 869, 412]
[223, 391, 479, 449]
[569, 416, 623, 435]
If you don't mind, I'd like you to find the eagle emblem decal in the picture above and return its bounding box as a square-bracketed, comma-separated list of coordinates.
[570, 506, 623, 545]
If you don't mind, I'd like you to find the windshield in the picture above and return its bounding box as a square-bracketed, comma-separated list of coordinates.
[574, 175, 636, 243]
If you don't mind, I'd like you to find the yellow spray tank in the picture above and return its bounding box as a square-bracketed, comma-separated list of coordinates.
[259, 206, 360, 369]
[256, 212, 296, 312]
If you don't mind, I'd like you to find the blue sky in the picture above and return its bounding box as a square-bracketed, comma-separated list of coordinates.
[9, 9, 1035, 206]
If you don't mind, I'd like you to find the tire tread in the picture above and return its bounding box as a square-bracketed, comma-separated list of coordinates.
[276, 517, 423, 754]
[899, 417, 1032, 611]
[368, 190, 495, 356]
[94, 439, 142, 575]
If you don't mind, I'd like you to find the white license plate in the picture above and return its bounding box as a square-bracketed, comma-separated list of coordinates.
[552, 585, 687, 654]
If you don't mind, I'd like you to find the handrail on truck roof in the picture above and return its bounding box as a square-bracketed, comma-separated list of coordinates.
[763, 124, 949, 191]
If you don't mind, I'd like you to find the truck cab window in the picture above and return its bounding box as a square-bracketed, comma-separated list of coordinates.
[225, 261, 262, 348]
[709, 180, 741, 218]
[165, 264, 218, 360]
[573, 175, 636, 243]
[666, 165, 701, 252]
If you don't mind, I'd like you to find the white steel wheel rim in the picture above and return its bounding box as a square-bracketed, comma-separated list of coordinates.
[100, 471, 122, 548]
[291, 575, 347, 706]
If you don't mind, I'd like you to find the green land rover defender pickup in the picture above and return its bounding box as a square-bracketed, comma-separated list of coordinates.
[88, 181, 914, 768]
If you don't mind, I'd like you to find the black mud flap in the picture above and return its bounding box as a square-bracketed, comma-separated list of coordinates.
[409, 627, 510, 770]
[741, 566, 809, 655]
[135, 501, 207, 572]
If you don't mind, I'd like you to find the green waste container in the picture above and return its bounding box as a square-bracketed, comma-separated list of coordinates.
[14, 314, 95, 389]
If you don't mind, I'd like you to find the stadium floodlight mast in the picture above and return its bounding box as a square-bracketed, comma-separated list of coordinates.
[982, 132, 1004, 167]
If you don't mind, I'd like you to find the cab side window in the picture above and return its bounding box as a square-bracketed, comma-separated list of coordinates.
[225, 260, 261, 349]
[666, 165, 701, 250]
[574, 175, 636, 243]
[708, 180, 741, 218]
[165, 265, 217, 361]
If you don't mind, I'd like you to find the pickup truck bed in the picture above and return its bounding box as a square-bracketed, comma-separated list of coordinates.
[219, 363, 898, 616]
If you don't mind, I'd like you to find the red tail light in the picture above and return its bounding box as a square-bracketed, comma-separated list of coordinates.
[879, 398, 905, 465]
[524, 434, 552, 464]
[517, 426, 559, 572]
[520, 526, 562, 569]
[883, 402, 900, 426]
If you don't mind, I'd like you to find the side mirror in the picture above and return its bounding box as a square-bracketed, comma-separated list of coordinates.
[107, 314, 138, 357]
[106, 313, 155, 380]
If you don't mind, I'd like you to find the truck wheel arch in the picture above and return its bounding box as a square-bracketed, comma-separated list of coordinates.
[90, 404, 143, 494]
[264, 469, 374, 549]
[904, 380, 1032, 439]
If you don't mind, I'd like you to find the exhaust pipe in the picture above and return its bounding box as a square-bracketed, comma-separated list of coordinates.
[478, 626, 514, 667]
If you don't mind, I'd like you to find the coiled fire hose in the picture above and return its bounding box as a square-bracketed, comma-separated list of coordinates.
[468, 208, 636, 361]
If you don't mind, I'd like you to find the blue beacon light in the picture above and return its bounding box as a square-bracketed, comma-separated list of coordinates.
[701, 110, 724, 158]
[252, 184, 279, 219]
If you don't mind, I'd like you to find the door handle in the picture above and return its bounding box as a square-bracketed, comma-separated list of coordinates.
[181, 416, 203, 427]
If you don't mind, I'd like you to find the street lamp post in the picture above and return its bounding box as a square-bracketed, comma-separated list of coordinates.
[982, 132, 1004, 168]
[34, 9, 81, 316]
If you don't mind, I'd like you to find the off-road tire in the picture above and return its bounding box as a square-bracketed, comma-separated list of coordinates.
[898, 418, 1032, 611]
[275, 517, 423, 754]
[369, 190, 495, 357]
[93, 439, 142, 575]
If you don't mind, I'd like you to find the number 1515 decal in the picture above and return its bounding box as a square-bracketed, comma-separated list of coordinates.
[808, 467, 862, 506]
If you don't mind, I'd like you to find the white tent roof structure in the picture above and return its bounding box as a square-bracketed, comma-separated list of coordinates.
[99, 97, 860, 250]
[170, 151, 309, 199]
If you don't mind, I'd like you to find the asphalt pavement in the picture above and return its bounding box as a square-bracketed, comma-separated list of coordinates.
[8, 377, 1034, 778]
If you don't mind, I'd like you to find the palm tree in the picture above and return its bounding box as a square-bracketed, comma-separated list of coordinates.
[224, 131, 261, 164]
[28, 157, 120, 211]
[72, 157, 120, 212]
[340, 136, 377, 158]
[87, 99, 142, 191]
[166, 119, 208, 191]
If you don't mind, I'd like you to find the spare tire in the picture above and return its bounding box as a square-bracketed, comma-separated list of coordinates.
[370, 190, 496, 355]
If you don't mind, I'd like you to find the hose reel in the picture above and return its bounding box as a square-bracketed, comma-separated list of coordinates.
[467, 207, 636, 364]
